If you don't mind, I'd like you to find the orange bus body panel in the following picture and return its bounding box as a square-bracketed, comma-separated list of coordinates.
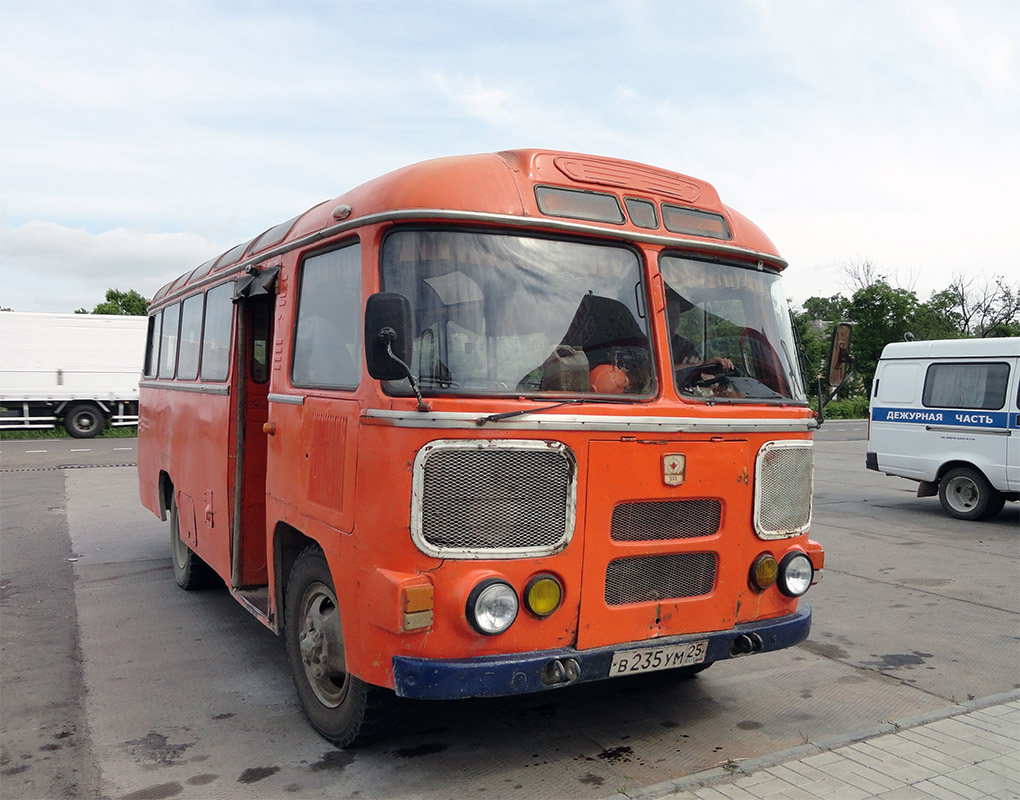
[139, 149, 821, 706]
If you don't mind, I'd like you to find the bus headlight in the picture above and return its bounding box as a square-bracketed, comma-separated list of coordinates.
[467, 579, 519, 635]
[777, 552, 813, 597]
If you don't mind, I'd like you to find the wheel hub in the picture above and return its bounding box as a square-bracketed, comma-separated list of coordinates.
[298, 583, 347, 707]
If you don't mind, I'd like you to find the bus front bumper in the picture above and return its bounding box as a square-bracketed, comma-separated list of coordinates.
[391, 604, 811, 700]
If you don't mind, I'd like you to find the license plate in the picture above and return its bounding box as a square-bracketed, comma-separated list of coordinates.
[609, 640, 708, 676]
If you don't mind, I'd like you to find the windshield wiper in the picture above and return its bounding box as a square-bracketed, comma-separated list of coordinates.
[475, 398, 621, 426]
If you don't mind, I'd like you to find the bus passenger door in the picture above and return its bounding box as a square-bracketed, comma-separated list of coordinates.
[235, 293, 273, 587]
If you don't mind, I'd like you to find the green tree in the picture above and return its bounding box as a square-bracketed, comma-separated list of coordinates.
[912, 288, 963, 341]
[801, 295, 848, 322]
[77, 289, 149, 316]
[789, 306, 829, 384]
[795, 263, 1019, 400]
[844, 280, 920, 391]
[942, 275, 1020, 338]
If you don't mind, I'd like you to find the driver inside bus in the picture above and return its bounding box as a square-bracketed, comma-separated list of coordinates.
[665, 286, 740, 397]
[671, 334, 734, 373]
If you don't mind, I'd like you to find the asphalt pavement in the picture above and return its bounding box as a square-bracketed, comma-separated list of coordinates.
[2, 423, 1018, 799]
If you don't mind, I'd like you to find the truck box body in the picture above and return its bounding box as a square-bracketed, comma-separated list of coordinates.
[866, 337, 1020, 519]
[0, 312, 147, 436]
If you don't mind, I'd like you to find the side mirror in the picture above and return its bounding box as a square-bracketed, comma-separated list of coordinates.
[365, 293, 413, 381]
[827, 322, 852, 388]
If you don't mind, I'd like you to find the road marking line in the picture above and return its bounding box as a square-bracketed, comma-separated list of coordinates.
[70, 449, 91, 452]
[113, 447, 134, 451]
[26, 450, 48, 453]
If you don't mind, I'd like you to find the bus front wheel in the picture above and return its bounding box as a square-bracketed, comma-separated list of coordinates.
[284, 546, 392, 747]
[938, 467, 1005, 521]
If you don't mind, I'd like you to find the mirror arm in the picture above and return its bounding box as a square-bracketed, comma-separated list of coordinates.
[379, 327, 430, 412]
[816, 356, 854, 427]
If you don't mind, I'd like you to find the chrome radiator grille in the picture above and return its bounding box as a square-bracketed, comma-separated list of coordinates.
[611, 499, 721, 541]
[412, 440, 576, 559]
[605, 553, 717, 605]
[754, 440, 813, 538]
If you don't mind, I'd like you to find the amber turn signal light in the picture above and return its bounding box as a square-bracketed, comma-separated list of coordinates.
[749, 554, 779, 592]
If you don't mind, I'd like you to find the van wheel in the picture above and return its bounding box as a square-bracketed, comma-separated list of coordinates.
[64, 403, 103, 438]
[284, 546, 392, 747]
[169, 492, 213, 589]
[938, 467, 1003, 520]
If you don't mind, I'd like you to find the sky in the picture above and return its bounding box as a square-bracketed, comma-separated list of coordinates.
[1, 0, 1017, 314]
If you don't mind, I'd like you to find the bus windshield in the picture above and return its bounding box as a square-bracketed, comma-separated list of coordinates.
[662, 255, 806, 404]
[381, 230, 655, 397]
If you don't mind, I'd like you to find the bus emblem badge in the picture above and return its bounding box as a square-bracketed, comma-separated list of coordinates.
[663, 454, 686, 486]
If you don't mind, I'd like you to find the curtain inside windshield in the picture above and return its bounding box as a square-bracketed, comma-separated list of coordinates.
[661, 256, 806, 403]
[381, 231, 654, 397]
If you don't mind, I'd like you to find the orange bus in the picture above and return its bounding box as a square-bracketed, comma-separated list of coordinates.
[138, 149, 825, 746]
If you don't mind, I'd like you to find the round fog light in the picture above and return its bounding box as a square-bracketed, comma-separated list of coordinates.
[749, 554, 779, 592]
[467, 579, 519, 635]
[524, 574, 563, 618]
[778, 552, 813, 597]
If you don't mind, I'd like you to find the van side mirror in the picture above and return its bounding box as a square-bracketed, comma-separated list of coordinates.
[365, 293, 413, 380]
[827, 322, 853, 388]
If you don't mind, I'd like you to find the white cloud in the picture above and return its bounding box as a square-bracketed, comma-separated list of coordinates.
[1, 0, 1017, 314]
[0, 221, 220, 312]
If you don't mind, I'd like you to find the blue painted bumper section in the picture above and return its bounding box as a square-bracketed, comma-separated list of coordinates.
[391, 604, 811, 700]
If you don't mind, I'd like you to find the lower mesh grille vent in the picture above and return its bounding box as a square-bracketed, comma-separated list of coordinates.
[605, 552, 717, 605]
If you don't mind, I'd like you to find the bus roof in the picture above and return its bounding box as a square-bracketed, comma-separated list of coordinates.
[150, 149, 785, 306]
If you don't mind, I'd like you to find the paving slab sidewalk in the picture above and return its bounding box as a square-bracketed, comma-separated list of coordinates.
[614, 691, 1020, 800]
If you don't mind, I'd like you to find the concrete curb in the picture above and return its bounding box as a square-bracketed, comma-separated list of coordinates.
[614, 689, 1020, 800]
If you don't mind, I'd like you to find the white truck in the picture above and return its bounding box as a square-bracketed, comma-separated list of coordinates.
[866, 337, 1020, 520]
[0, 312, 147, 438]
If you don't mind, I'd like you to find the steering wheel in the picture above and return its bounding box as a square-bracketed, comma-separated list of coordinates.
[675, 360, 741, 389]
[691, 363, 742, 388]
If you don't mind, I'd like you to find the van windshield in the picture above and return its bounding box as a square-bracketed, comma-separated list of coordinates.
[662, 255, 807, 404]
[381, 230, 654, 397]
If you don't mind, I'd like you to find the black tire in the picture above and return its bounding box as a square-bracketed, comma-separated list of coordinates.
[284, 546, 393, 747]
[169, 491, 213, 590]
[64, 403, 104, 438]
[938, 466, 1003, 521]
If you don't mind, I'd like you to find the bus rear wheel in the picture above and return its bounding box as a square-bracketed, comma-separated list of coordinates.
[64, 403, 103, 438]
[284, 546, 392, 747]
[938, 466, 1004, 521]
[169, 492, 213, 590]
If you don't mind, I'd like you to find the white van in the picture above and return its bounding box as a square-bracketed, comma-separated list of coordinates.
[866, 337, 1020, 520]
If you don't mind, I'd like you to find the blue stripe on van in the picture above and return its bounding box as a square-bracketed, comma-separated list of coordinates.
[871, 407, 1013, 430]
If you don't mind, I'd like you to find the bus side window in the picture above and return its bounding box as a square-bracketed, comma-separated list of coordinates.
[292, 243, 362, 388]
[144, 312, 162, 378]
[158, 303, 181, 380]
[201, 283, 234, 382]
[177, 293, 204, 381]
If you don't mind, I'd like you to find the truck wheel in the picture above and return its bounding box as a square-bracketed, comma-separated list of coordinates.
[64, 403, 103, 438]
[170, 492, 213, 590]
[938, 467, 1003, 520]
[285, 546, 392, 747]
